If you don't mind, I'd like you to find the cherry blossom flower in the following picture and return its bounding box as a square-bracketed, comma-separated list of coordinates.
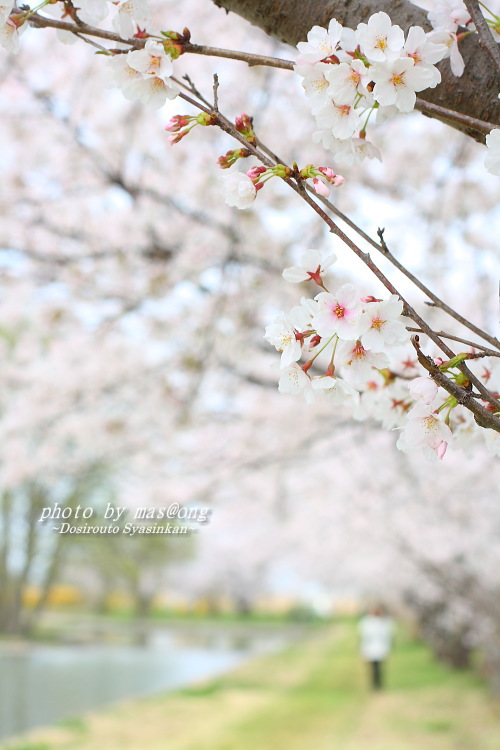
[127, 40, 174, 81]
[398, 402, 452, 459]
[427, 0, 470, 32]
[336, 340, 390, 386]
[282, 249, 337, 285]
[0, 12, 24, 53]
[219, 171, 257, 209]
[297, 18, 343, 63]
[356, 12, 405, 62]
[278, 364, 315, 403]
[408, 376, 439, 405]
[358, 295, 409, 351]
[264, 314, 303, 367]
[106, 50, 179, 108]
[313, 133, 382, 164]
[313, 284, 362, 339]
[371, 57, 437, 113]
[311, 375, 360, 405]
[295, 63, 332, 114]
[427, 30, 465, 75]
[325, 60, 373, 105]
[288, 297, 319, 329]
[315, 100, 362, 140]
[113, 0, 151, 39]
[485, 129, 500, 177]
[403, 26, 447, 86]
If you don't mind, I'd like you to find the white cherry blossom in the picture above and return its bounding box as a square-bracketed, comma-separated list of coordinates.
[314, 100, 362, 140]
[356, 12, 405, 62]
[297, 18, 343, 63]
[358, 295, 409, 351]
[113, 0, 151, 39]
[403, 26, 446, 86]
[311, 375, 360, 405]
[295, 63, 334, 114]
[399, 402, 452, 459]
[371, 57, 437, 113]
[427, 30, 465, 75]
[264, 314, 303, 367]
[278, 364, 315, 403]
[325, 60, 373, 105]
[336, 340, 390, 386]
[0, 13, 24, 53]
[219, 171, 257, 209]
[282, 249, 337, 284]
[485, 129, 500, 176]
[127, 40, 174, 81]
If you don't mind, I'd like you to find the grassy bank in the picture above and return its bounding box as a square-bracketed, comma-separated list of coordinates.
[4, 622, 500, 750]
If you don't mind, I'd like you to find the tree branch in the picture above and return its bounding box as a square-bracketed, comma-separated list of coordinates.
[464, 0, 500, 75]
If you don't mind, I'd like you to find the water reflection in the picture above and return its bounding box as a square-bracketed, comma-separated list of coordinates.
[0, 625, 290, 741]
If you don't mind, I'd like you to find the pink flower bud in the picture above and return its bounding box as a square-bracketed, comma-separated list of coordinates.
[312, 178, 330, 197]
[318, 167, 336, 180]
[408, 376, 438, 405]
[165, 115, 190, 132]
[246, 166, 266, 182]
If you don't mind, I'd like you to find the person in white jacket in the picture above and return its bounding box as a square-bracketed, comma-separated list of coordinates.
[358, 606, 394, 690]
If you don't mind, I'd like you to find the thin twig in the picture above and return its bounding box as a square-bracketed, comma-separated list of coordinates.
[464, 0, 500, 75]
[213, 74, 219, 110]
[407, 328, 500, 357]
[183, 42, 294, 70]
[377, 229, 500, 351]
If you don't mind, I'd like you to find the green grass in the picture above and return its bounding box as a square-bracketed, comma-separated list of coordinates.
[3, 621, 500, 750]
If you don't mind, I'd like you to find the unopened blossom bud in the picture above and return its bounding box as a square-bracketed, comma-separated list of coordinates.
[360, 296, 383, 303]
[318, 167, 345, 186]
[217, 148, 251, 169]
[247, 166, 267, 182]
[235, 113, 253, 131]
[313, 178, 330, 196]
[168, 129, 189, 144]
[408, 376, 438, 405]
[165, 115, 191, 132]
[309, 335, 321, 348]
[234, 113, 256, 143]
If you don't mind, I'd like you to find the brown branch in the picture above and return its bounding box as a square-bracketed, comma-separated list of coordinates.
[407, 329, 500, 357]
[21, 9, 500, 140]
[411, 336, 500, 432]
[183, 42, 294, 69]
[415, 98, 494, 136]
[464, 0, 500, 74]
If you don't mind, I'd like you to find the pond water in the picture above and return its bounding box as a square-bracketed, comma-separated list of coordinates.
[0, 625, 290, 741]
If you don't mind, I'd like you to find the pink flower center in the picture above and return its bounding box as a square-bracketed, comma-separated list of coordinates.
[333, 304, 345, 318]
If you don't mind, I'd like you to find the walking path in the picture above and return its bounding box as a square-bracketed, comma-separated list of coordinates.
[3, 621, 500, 750]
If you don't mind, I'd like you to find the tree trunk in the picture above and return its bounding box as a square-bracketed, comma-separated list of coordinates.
[209, 0, 500, 141]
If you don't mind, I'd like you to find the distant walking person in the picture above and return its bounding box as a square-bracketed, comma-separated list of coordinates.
[358, 606, 394, 690]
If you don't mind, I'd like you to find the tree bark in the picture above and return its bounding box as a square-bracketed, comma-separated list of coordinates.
[210, 0, 500, 142]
